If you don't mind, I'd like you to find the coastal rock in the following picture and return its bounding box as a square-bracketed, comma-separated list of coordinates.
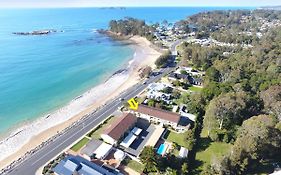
[12, 29, 58, 36]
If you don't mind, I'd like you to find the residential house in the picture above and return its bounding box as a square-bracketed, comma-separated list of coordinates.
[191, 77, 203, 86]
[168, 72, 190, 82]
[146, 90, 171, 104]
[168, 72, 203, 86]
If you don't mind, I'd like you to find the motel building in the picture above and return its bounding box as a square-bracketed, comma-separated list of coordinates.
[134, 104, 182, 131]
[101, 113, 137, 145]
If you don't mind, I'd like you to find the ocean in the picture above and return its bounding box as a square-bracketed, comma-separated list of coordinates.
[0, 7, 253, 161]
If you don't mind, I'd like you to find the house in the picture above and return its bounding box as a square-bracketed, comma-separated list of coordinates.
[191, 77, 203, 86]
[53, 155, 122, 175]
[147, 90, 171, 104]
[147, 82, 170, 91]
[168, 72, 203, 86]
[146, 83, 172, 104]
[101, 113, 137, 145]
[134, 104, 180, 130]
[168, 72, 192, 83]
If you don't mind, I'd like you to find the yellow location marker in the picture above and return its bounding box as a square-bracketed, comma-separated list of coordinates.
[127, 98, 138, 110]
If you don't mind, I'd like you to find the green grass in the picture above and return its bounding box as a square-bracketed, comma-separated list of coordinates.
[70, 137, 90, 152]
[87, 116, 115, 139]
[164, 130, 188, 148]
[194, 137, 232, 172]
[196, 142, 231, 164]
[188, 85, 202, 92]
[200, 128, 209, 138]
[127, 160, 145, 173]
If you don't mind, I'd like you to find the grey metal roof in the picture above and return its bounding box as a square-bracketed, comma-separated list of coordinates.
[80, 139, 103, 157]
[53, 155, 120, 175]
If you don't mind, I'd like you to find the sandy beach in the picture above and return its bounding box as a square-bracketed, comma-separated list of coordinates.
[0, 36, 161, 170]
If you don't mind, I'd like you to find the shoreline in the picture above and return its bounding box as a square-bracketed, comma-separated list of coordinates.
[0, 35, 161, 170]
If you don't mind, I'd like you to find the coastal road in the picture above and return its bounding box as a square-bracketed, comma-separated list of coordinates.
[5, 67, 174, 175]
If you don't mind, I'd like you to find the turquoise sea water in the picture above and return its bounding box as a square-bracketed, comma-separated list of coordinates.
[0, 7, 253, 135]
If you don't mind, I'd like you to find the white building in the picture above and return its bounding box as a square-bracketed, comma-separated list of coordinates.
[94, 142, 113, 159]
[178, 147, 189, 158]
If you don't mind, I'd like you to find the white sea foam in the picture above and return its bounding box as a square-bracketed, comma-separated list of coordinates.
[0, 70, 129, 161]
[127, 56, 135, 67]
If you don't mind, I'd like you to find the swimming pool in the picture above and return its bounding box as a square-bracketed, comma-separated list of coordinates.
[157, 144, 167, 155]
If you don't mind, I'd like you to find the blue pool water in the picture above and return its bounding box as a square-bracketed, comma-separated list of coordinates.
[157, 144, 166, 155]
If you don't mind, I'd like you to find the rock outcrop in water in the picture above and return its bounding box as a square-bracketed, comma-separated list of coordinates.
[13, 29, 57, 36]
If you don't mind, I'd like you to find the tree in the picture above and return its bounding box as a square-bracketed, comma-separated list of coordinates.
[140, 146, 158, 173]
[180, 70, 188, 75]
[155, 51, 171, 68]
[108, 18, 155, 40]
[148, 99, 155, 107]
[203, 92, 258, 140]
[172, 89, 181, 99]
[165, 167, 177, 175]
[184, 129, 196, 150]
[173, 80, 182, 87]
[205, 67, 220, 82]
[162, 87, 173, 94]
[230, 115, 281, 173]
[139, 66, 152, 78]
[260, 85, 281, 120]
[210, 115, 281, 174]
[181, 162, 189, 174]
[176, 92, 190, 105]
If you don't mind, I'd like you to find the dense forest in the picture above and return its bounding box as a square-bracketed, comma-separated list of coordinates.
[178, 10, 281, 175]
[108, 17, 155, 40]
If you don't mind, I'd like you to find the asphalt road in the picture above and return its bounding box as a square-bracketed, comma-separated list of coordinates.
[4, 67, 174, 175]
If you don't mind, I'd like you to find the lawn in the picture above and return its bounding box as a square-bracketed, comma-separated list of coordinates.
[87, 115, 115, 139]
[188, 85, 202, 92]
[127, 160, 145, 173]
[194, 137, 232, 172]
[164, 130, 188, 148]
[70, 137, 90, 152]
[122, 157, 144, 173]
[196, 141, 231, 164]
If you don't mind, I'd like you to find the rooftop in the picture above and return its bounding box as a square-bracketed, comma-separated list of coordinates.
[80, 139, 103, 157]
[144, 126, 165, 147]
[136, 104, 180, 124]
[53, 155, 120, 175]
[103, 113, 137, 141]
[120, 132, 137, 148]
[94, 142, 113, 159]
